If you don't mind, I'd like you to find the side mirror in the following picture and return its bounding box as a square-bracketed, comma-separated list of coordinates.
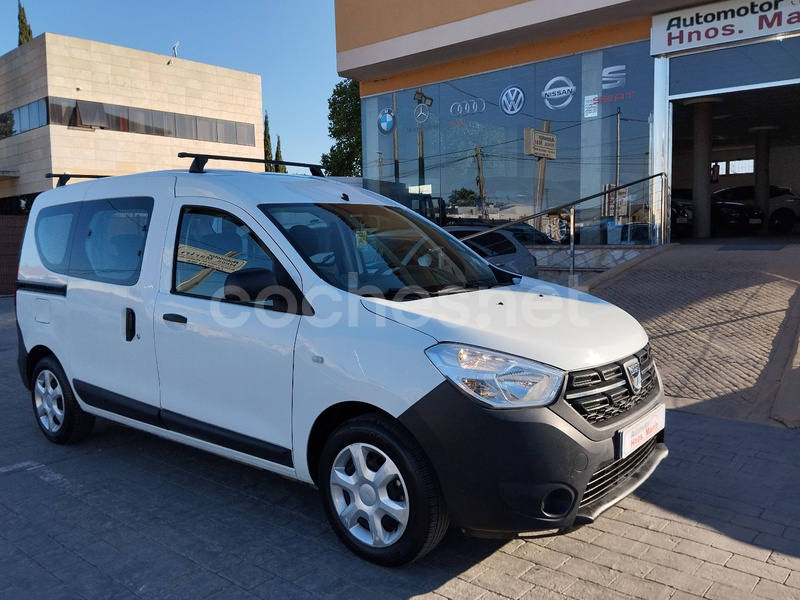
[224, 268, 278, 303]
[224, 267, 313, 316]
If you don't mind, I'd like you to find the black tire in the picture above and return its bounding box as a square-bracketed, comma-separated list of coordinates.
[318, 414, 448, 566]
[769, 209, 795, 234]
[31, 356, 95, 444]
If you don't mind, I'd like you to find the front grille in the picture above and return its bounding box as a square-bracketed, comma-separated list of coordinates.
[580, 437, 657, 507]
[564, 345, 657, 425]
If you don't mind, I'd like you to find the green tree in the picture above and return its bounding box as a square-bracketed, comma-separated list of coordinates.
[18, 0, 33, 46]
[0, 112, 14, 140]
[448, 187, 479, 208]
[263, 111, 274, 172]
[321, 78, 361, 176]
[274, 136, 287, 173]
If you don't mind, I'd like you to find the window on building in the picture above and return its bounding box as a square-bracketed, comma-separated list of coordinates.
[105, 105, 129, 132]
[128, 107, 152, 134]
[236, 122, 255, 146]
[197, 117, 217, 142]
[175, 113, 197, 139]
[728, 159, 754, 175]
[40, 97, 256, 146]
[151, 110, 176, 137]
[217, 120, 237, 144]
[76, 100, 108, 128]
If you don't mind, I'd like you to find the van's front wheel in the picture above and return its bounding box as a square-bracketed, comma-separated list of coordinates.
[31, 357, 94, 444]
[318, 414, 448, 566]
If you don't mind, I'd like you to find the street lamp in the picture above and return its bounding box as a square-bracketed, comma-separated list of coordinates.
[414, 89, 434, 187]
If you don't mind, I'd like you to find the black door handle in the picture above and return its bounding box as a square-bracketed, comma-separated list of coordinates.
[125, 308, 136, 341]
[163, 313, 188, 324]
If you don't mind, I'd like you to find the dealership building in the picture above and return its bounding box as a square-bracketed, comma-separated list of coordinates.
[335, 0, 800, 245]
[0, 33, 263, 292]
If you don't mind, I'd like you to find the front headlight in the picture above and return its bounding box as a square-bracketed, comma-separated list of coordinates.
[425, 343, 565, 408]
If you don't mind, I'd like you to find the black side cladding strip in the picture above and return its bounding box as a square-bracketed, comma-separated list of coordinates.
[16, 281, 68, 297]
[161, 410, 294, 468]
[74, 380, 161, 426]
[73, 380, 293, 468]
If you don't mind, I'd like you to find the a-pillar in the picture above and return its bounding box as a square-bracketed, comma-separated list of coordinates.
[750, 126, 776, 219]
[685, 98, 721, 239]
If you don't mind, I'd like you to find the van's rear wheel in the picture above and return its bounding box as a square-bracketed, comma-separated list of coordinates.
[318, 414, 448, 566]
[31, 357, 94, 444]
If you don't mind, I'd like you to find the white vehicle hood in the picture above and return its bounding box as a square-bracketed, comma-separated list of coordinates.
[360, 279, 648, 372]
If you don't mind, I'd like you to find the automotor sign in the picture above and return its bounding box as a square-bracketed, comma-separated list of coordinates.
[651, 0, 800, 55]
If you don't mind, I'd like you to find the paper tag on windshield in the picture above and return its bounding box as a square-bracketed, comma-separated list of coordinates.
[355, 229, 368, 249]
[178, 245, 246, 273]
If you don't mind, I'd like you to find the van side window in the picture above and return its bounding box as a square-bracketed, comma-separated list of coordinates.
[34, 203, 80, 274]
[68, 197, 154, 285]
[173, 208, 279, 305]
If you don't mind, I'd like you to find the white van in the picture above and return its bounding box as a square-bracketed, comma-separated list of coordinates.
[16, 159, 667, 566]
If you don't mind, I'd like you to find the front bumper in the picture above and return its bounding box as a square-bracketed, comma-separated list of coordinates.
[398, 380, 667, 536]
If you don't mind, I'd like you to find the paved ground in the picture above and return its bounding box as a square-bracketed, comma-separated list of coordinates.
[1, 238, 799, 599]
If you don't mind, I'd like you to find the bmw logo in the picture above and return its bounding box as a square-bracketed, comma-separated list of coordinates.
[378, 108, 396, 134]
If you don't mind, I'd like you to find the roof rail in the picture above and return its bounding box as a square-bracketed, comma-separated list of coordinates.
[177, 152, 325, 177]
[46, 173, 109, 187]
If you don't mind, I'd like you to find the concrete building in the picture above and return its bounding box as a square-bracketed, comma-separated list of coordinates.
[0, 33, 263, 292]
[335, 0, 800, 245]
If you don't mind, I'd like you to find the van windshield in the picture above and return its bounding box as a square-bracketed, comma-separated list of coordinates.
[260, 203, 506, 300]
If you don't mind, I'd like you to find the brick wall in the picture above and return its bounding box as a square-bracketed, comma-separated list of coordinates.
[0, 216, 28, 295]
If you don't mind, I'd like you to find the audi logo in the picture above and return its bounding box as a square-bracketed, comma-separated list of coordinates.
[450, 98, 486, 117]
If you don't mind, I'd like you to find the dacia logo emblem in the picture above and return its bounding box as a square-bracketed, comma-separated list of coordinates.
[623, 358, 643, 394]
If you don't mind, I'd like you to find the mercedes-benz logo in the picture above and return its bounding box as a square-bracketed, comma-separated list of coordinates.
[499, 86, 525, 116]
[414, 103, 429, 123]
[450, 98, 486, 117]
[541, 76, 576, 110]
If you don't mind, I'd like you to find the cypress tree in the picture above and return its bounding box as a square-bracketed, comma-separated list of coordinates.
[274, 136, 287, 173]
[263, 111, 274, 172]
[18, 1, 33, 46]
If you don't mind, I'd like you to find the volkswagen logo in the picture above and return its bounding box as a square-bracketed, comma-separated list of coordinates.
[541, 76, 576, 110]
[623, 358, 643, 394]
[499, 86, 525, 116]
[450, 98, 486, 117]
[378, 108, 395, 134]
[414, 103, 429, 124]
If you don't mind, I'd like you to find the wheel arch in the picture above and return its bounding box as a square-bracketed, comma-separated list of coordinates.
[306, 401, 393, 486]
[24, 345, 58, 390]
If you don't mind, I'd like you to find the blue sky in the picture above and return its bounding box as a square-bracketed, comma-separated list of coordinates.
[1, 0, 344, 168]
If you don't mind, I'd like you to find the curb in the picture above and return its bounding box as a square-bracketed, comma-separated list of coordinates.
[584, 243, 679, 293]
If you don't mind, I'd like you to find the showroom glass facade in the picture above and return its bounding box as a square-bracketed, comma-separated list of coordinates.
[362, 41, 656, 223]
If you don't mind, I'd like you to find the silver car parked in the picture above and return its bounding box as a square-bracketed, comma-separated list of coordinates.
[446, 226, 539, 278]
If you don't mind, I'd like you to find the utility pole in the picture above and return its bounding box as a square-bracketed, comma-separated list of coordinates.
[476, 146, 487, 219]
[392, 92, 400, 182]
[534, 120, 551, 229]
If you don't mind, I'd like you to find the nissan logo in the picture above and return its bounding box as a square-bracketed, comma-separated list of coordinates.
[499, 86, 525, 116]
[449, 98, 486, 117]
[541, 76, 576, 110]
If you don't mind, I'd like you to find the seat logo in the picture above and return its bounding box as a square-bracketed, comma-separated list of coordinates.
[499, 86, 525, 116]
[623, 358, 643, 394]
[378, 108, 396, 134]
[541, 76, 576, 110]
[450, 99, 486, 117]
[602, 65, 626, 90]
